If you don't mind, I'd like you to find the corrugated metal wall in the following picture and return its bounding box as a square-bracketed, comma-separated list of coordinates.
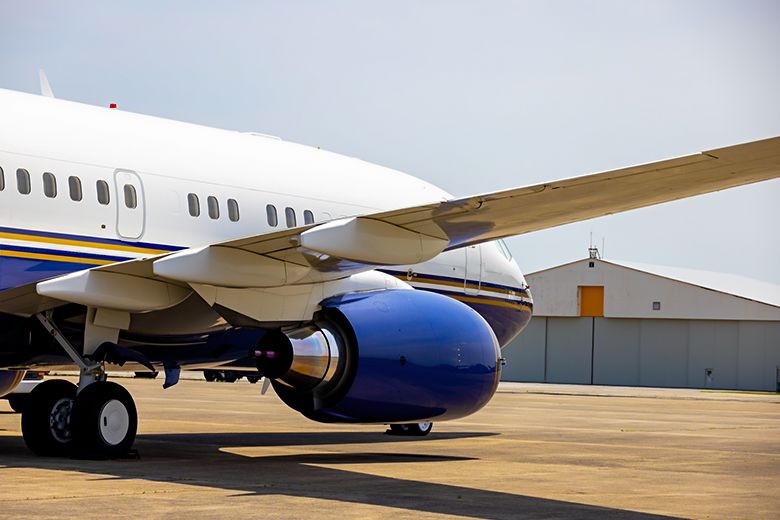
[501, 317, 780, 391]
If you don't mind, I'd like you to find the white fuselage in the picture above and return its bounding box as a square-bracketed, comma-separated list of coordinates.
[0, 88, 532, 345]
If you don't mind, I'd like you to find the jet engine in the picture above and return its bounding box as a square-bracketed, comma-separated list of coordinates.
[254, 289, 501, 424]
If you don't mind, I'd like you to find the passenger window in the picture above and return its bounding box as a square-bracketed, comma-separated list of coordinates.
[124, 184, 137, 209]
[266, 204, 278, 227]
[187, 193, 200, 217]
[227, 198, 239, 222]
[68, 176, 82, 201]
[285, 207, 296, 228]
[207, 196, 219, 219]
[0, 166, 4, 191]
[303, 210, 314, 225]
[43, 172, 57, 198]
[96, 180, 110, 205]
[17, 169, 31, 195]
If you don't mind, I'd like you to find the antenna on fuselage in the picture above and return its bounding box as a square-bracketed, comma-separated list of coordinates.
[39, 70, 54, 98]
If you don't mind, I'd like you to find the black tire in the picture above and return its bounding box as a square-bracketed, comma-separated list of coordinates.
[408, 422, 433, 436]
[7, 394, 28, 413]
[71, 381, 137, 457]
[390, 424, 410, 435]
[204, 370, 218, 382]
[21, 380, 77, 456]
[247, 375, 261, 384]
[223, 371, 238, 383]
[390, 422, 433, 436]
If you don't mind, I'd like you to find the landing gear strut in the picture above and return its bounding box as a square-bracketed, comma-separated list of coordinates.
[21, 311, 139, 458]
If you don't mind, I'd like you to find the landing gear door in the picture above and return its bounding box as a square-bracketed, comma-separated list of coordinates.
[464, 244, 482, 295]
[114, 170, 145, 239]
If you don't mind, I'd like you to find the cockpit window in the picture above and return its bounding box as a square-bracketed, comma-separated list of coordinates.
[496, 239, 512, 261]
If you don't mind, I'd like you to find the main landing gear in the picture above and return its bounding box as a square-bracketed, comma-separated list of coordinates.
[388, 422, 433, 436]
[21, 312, 138, 458]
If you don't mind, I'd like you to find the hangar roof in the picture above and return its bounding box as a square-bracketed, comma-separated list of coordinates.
[605, 260, 780, 308]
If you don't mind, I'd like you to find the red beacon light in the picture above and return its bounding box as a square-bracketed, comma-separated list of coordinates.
[109, 103, 117, 109]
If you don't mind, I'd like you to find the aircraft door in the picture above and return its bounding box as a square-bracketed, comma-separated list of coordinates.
[114, 170, 145, 239]
[464, 244, 482, 295]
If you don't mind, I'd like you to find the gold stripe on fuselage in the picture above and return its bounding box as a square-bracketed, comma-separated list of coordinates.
[448, 293, 532, 310]
[0, 232, 171, 255]
[389, 274, 531, 309]
[0, 249, 115, 265]
[389, 273, 529, 299]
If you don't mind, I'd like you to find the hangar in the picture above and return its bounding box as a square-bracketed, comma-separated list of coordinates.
[501, 253, 780, 392]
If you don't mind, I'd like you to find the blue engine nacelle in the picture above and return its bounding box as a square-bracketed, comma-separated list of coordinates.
[254, 289, 501, 424]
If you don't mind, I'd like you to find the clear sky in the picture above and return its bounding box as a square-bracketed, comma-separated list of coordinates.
[2, 1, 779, 283]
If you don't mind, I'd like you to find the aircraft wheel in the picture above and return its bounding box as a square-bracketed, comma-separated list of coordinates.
[223, 371, 238, 383]
[21, 380, 77, 456]
[389, 422, 433, 436]
[409, 422, 433, 436]
[247, 375, 261, 384]
[8, 394, 28, 413]
[71, 381, 137, 457]
[204, 370, 218, 382]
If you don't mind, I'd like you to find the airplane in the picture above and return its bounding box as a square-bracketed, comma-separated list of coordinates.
[0, 72, 778, 458]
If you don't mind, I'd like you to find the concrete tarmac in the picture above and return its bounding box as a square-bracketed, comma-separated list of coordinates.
[0, 376, 777, 519]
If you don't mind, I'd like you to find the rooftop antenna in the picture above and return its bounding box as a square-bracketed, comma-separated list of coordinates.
[588, 232, 601, 259]
[588, 231, 601, 259]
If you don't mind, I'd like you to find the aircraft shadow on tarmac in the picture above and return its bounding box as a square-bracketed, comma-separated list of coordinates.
[0, 431, 686, 520]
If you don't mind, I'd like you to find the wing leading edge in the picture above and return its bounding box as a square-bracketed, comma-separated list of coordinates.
[379, 135, 780, 250]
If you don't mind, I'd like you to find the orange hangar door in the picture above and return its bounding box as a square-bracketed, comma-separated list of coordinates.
[114, 170, 145, 239]
[579, 286, 604, 317]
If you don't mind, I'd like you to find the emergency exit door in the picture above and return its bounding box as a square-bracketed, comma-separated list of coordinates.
[114, 170, 145, 239]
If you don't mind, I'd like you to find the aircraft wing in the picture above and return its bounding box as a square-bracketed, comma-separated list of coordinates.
[3, 135, 779, 316]
[375, 135, 780, 250]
